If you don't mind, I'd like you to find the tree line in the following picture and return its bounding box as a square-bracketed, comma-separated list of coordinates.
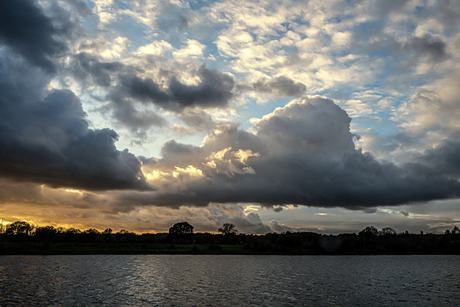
[1, 219, 459, 254]
[0, 220, 236, 243]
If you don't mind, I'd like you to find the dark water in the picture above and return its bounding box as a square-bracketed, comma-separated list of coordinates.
[1, 255, 459, 306]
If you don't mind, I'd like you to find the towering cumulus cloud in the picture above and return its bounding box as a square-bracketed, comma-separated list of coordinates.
[136, 97, 460, 209]
[0, 66, 151, 191]
[0, 1, 150, 191]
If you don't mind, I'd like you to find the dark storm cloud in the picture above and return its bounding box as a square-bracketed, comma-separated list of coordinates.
[0, 57, 151, 191]
[120, 65, 235, 111]
[351, 32, 449, 67]
[136, 97, 460, 210]
[169, 66, 234, 108]
[103, 94, 168, 137]
[64, 51, 234, 133]
[72, 52, 125, 87]
[63, 52, 169, 135]
[0, 0, 68, 73]
[102, 64, 235, 132]
[401, 35, 449, 63]
[420, 134, 460, 177]
[252, 76, 306, 97]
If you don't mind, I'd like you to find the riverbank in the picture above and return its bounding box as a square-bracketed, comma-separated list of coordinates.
[1, 242, 459, 255]
[0, 242, 312, 255]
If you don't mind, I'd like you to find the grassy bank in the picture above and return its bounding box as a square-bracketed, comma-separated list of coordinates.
[0, 242, 287, 255]
[2, 242, 457, 255]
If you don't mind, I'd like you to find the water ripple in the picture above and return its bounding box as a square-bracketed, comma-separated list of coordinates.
[0, 255, 459, 306]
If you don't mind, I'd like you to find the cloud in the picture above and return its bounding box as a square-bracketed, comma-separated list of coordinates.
[173, 39, 206, 60]
[117, 65, 235, 111]
[420, 0, 460, 29]
[419, 134, 460, 177]
[399, 211, 409, 217]
[0, 0, 73, 73]
[103, 94, 168, 138]
[158, 139, 208, 169]
[235, 212, 273, 234]
[0, 56, 151, 191]
[135, 96, 460, 210]
[373, 0, 410, 16]
[396, 72, 460, 137]
[155, 0, 190, 32]
[176, 109, 216, 132]
[69, 55, 234, 134]
[252, 76, 306, 97]
[269, 220, 293, 233]
[399, 35, 449, 63]
[0, 186, 282, 234]
[1, 0, 460, 234]
[353, 131, 422, 162]
[71, 52, 125, 87]
[67, 0, 97, 18]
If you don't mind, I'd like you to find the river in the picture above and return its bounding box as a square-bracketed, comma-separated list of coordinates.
[1, 255, 459, 306]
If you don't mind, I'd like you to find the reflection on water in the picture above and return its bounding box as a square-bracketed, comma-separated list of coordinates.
[0, 255, 459, 306]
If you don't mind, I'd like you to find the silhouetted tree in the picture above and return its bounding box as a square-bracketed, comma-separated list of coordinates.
[102, 228, 114, 242]
[84, 228, 100, 235]
[169, 222, 194, 235]
[6, 221, 33, 236]
[115, 229, 137, 243]
[359, 226, 378, 236]
[359, 226, 378, 250]
[381, 227, 396, 235]
[35, 226, 57, 242]
[5, 221, 33, 242]
[218, 223, 237, 235]
[218, 223, 238, 244]
[82, 228, 100, 242]
[169, 222, 194, 243]
[65, 228, 81, 236]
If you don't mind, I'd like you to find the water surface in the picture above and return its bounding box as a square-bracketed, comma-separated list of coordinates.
[1, 255, 459, 306]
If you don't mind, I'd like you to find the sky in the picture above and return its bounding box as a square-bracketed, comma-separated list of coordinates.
[1, 0, 460, 234]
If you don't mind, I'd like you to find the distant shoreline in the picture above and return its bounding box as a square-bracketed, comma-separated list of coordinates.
[1, 242, 459, 256]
